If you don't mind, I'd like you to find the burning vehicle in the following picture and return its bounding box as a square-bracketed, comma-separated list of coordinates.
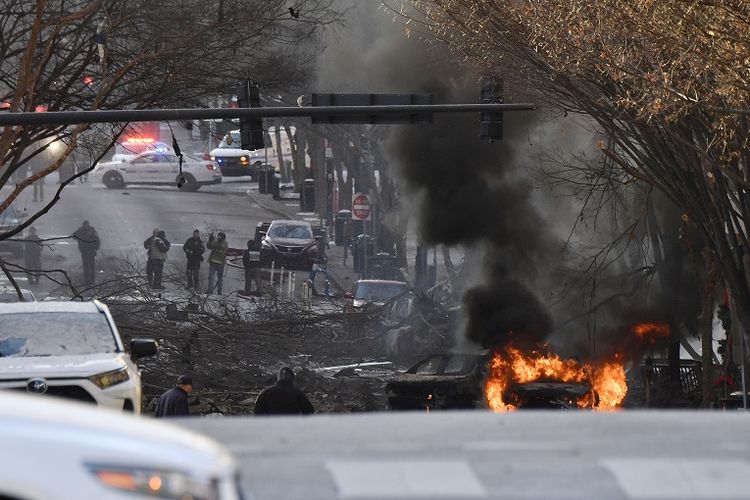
[386, 344, 631, 411]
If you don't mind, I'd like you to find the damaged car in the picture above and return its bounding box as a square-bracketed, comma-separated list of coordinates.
[386, 353, 490, 410]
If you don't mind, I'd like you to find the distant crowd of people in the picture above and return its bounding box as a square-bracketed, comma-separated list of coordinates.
[154, 367, 314, 418]
[21, 221, 265, 294]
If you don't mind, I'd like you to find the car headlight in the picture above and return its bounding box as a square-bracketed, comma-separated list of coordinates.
[89, 367, 130, 389]
[210, 155, 216, 161]
[240, 156, 248, 163]
[88, 464, 220, 500]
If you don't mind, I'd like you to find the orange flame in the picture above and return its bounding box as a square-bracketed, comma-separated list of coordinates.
[485, 346, 627, 412]
[632, 322, 670, 346]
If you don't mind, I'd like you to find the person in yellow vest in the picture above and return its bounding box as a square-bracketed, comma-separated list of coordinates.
[206, 231, 228, 295]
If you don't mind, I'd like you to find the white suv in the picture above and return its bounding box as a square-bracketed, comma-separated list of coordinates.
[0, 301, 157, 413]
[0, 392, 242, 500]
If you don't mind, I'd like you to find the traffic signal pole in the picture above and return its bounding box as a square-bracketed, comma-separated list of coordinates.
[0, 103, 534, 127]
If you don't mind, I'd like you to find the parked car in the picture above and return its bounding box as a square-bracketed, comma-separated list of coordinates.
[0, 286, 36, 302]
[0, 301, 157, 413]
[386, 353, 490, 410]
[260, 220, 319, 270]
[94, 151, 221, 191]
[0, 392, 243, 500]
[0, 198, 24, 257]
[347, 279, 410, 309]
[111, 139, 172, 162]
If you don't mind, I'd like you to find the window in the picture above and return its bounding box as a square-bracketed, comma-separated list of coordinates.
[269, 224, 313, 240]
[415, 356, 444, 375]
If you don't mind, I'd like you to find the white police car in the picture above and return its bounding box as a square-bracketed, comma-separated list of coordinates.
[94, 151, 222, 191]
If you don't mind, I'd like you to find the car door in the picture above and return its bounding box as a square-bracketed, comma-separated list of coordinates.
[129, 152, 173, 183]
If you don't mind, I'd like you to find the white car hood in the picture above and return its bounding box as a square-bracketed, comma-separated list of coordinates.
[0, 352, 127, 379]
[209, 147, 249, 158]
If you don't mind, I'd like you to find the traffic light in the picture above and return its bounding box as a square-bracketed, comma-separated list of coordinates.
[479, 77, 503, 142]
[236, 80, 264, 150]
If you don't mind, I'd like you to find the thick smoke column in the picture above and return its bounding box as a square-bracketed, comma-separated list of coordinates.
[387, 81, 555, 348]
[317, 1, 557, 349]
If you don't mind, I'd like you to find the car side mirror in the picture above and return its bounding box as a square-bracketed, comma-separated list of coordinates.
[130, 338, 158, 359]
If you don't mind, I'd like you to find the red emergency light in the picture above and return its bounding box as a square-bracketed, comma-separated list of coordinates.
[123, 137, 155, 144]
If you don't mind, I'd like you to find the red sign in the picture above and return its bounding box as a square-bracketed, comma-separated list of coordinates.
[352, 193, 371, 220]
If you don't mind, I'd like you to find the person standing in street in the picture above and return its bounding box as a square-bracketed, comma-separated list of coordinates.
[23, 227, 42, 285]
[154, 375, 193, 418]
[242, 239, 263, 295]
[254, 367, 314, 415]
[72, 220, 100, 285]
[183, 229, 205, 290]
[206, 231, 228, 295]
[144, 229, 170, 289]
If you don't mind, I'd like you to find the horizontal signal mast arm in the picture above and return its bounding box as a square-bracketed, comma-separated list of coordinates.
[0, 103, 535, 127]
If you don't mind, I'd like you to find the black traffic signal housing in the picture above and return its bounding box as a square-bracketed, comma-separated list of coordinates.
[236, 80, 265, 150]
[480, 78, 503, 142]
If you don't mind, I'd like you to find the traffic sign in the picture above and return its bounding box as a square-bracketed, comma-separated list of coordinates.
[352, 194, 371, 221]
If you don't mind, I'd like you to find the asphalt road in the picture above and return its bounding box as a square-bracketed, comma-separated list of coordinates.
[1, 178, 282, 295]
[180, 411, 750, 500]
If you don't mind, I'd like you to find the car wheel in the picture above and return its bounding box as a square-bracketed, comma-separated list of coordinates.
[103, 171, 125, 189]
[178, 173, 199, 192]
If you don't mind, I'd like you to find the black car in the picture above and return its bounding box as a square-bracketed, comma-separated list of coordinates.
[387, 353, 594, 411]
[260, 220, 319, 270]
[386, 353, 490, 410]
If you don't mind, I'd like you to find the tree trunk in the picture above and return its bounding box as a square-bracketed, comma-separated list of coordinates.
[310, 135, 327, 218]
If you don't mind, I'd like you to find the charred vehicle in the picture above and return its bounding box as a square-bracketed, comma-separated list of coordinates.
[387, 353, 596, 411]
[386, 353, 490, 410]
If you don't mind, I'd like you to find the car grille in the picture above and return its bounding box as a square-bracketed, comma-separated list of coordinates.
[277, 245, 304, 254]
[7, 385, 97, 404]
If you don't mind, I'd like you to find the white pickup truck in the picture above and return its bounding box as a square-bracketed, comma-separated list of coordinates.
[0, 301, 157, 413]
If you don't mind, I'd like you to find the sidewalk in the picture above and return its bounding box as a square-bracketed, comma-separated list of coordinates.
[245, 188, 362, 293]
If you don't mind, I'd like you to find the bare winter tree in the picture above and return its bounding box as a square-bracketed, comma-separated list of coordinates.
[389, 0, 750, 396]
[0, 0, 342, 287]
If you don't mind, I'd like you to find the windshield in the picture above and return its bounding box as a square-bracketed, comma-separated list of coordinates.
[0, 313, 117, 357]
[354, 282, 408, 301]
[219, 131, 242, 149]
[269, 224, 312, 240]
[0, 290, 34, 303]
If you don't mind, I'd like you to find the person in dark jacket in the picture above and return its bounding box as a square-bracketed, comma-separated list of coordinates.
[23, 227, 42, 285]
[154, 375, 193, 418]
[72, 220, 100, 285]
[242, 239, 262, 295]
[254, 367, 314, 415]
[183, 229, 205, 290]
[143, 229, 170, 289]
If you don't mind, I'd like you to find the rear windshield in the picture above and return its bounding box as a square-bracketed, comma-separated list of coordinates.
[269, 224, 312, 239]
[0, 312, 117, 357]
[354, 282, 408, 301]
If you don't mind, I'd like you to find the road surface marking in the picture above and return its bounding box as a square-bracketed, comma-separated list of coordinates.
[464, 440, 574, 452]
[325, 459, 486, 498]
[601, 458, 750, 498]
